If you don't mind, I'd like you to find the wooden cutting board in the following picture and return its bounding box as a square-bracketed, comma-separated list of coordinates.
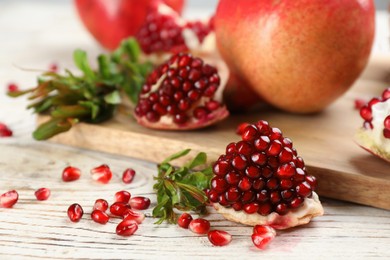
[39, 77, 390, 210]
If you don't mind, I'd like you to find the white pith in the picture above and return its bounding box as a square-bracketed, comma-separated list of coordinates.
[213, 192, 324, 230]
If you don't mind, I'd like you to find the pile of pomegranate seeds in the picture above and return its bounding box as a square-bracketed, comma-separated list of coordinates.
[135, 53, 227, 129]
[360, 87, 390, 139]
[0, 122, 13, 137]
[0, 190, 19, 208]
[208, 120, 317, 216]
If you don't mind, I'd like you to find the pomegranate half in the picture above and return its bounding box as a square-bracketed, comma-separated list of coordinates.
[214, 0, 375, 113]
[74, 0, 186, 50]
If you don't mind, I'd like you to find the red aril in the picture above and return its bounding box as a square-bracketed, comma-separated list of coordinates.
[110, 202, 131, 217]
[91, 210, 110, 224]
[123, 209, 146, 224]
[253, 225, 276, 237]
[34, 188, 51, 201]
[188, 218, 210, 234]
[207, 230, 232, 247]
[62, 166, 81, 182]
[177, 213, 193, 229]
[115, 190, 131, 203]
[93, 199, 109, 212]
[116, 219, 138, 237]
[251, 233, 275, 250]
[0, 123, 13, 137]
[122, 168, 136, 184]
[90, 164, 112, 184]
[0, 190, 18, 208]
[67, 203, 84, 222]
[129, 196, 151, 210]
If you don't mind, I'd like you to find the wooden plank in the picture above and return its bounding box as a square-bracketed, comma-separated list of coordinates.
[39, 78, 390, 210]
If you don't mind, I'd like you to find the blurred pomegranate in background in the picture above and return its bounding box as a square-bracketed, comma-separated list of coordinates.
[215, 0, 375, 113]
[74, 0, 186, 50]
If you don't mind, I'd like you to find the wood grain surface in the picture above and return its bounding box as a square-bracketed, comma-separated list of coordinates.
[1, 141, 390, 259]
[42, 78, 390, 210]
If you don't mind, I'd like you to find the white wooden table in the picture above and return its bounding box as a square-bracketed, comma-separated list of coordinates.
[1, 1, 390, 259]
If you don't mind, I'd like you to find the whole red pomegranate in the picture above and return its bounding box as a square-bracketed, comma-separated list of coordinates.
[74, 0, 185, 50]
[215, 0, 375, 113]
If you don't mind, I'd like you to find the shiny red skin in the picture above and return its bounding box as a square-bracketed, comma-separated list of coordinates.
[74, 0, 185, 50]
[215, 0, 375, 113]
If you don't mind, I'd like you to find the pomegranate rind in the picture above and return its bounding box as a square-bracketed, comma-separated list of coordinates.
[355, 128, 390, 163]
[213, 192, 324, 229]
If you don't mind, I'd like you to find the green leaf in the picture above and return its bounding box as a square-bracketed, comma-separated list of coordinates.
[51, 105, 91, 118]
[181, 170, 212, 190]
[162, 149, 191, 164]
[33, 118, 75, 140]
[73, 49, 95, 82]
[185, 152, 207, 169]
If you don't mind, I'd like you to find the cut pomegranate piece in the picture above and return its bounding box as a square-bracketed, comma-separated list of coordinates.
[67, 203, 84, 222]
[355, 87, 390, 163]
[122, 209, 146, 224]
[177, 213, 193, 229]
[0, 122, 13, 137]
[129, 196, 151, 210]
[91, 210, 110, 224]
[90, 164, 112, 184]
[116, 219, 138, 237]
[34, 188, 51, 201]
[209, 120, 324, 229]
[134, 53, 229, 130]
[62, 166, 81, 182]
[0, 190, 18, 208]
[115, 190, 131, 203]
[93, 199, 109, 212]
[188, 218, 210, 234]
[136, 4, 214, 55]
[122, 168, 136, 184]
[207, 230, 232, 246]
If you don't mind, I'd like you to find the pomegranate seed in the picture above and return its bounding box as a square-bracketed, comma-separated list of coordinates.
[116, 219, 138, 236]
[256, 120, 271, 135]
[258, 203, 272, 216]
[110, 202, 131, 217]
[276, 163, 296, 178]
[252, 233, 275, 250]
[213, 160, 230, 176]
[123, 209, 145, 224]
[91, 210, 110, 224]
[189, 218, 210, 234]
[231, 155, 247, 170]
[243, 202, 259, 214]
[270, 127, 282, 140]
[305, 175, 318, 190]
[93, 199, 109, 212]
[360, 106, 372, 121]
[129, 196, 151, 210]
[90, 164, 112, 184]
[290, 197, 304, 208]
[6, 83, 19, 93]
[267, 140, 282, 156]
[62, 166, 81, 182]
[382, 88, 390, 100]
[354, 98, 366, 110]
[115, 190, 131, 203]
[236, 122, 250, 135]
[0, 123, 13, 137]
[177, 213, 193, 229]
[383, 128, 390, 138]
[0, 190, 18, 208]
[208, 230, 232, 246]
[253, 225, 276, 236]
[242, 125, 258, 141]
[238, 177, 252, 191]
[225, 187, 241, 202]
[225, 172, 240, 185]
[67, 203, 83, 222]
[384, 116, 390, 130]
[34, 188, 51, 201]
[252, 225, 276, 249]
[211, 177, 228, 193]
[122, 168, 136, 184]
[296, 182, 312, 197]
